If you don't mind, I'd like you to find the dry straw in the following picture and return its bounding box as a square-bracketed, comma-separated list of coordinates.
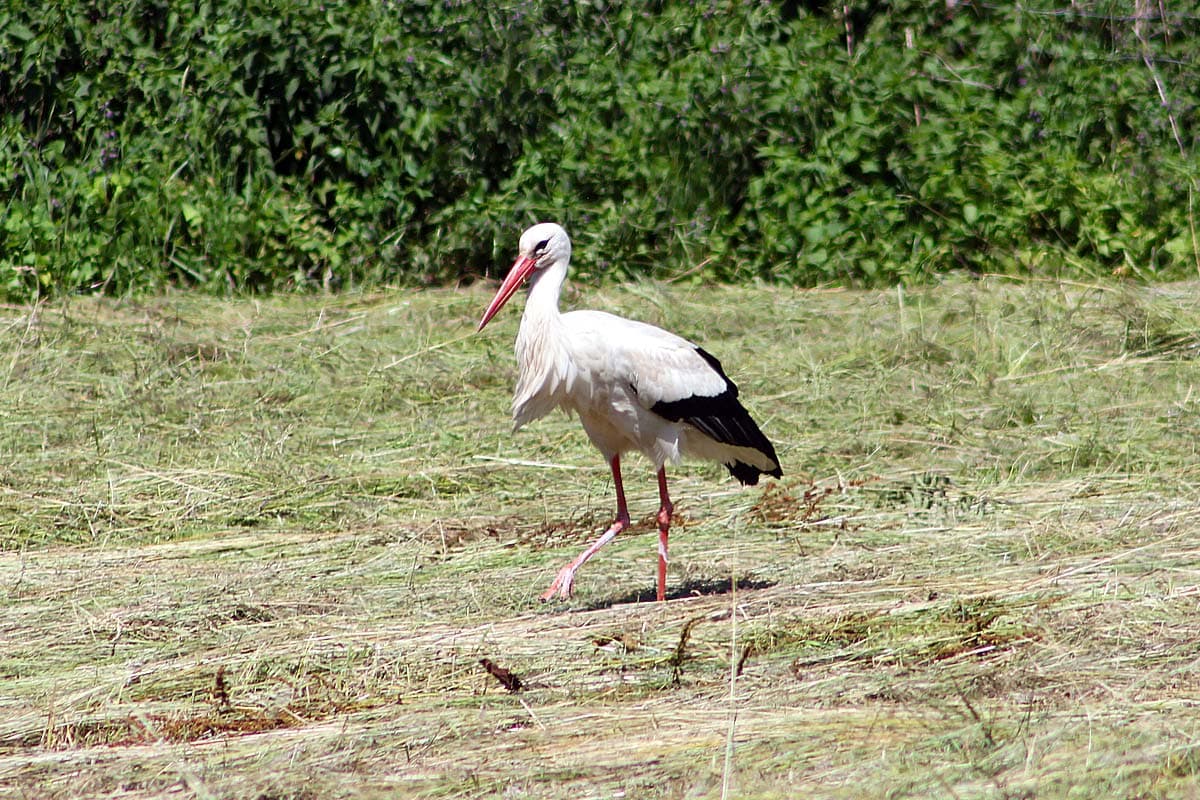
[2, 278, 1200, 797]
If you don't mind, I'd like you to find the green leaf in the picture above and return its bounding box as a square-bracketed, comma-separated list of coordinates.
[181, 202, 204, 228]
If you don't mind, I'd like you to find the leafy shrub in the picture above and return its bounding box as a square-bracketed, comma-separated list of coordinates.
[0, 0, 1196, 298]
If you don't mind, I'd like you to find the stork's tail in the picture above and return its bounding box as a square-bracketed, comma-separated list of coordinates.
[726, 457, 783, 487]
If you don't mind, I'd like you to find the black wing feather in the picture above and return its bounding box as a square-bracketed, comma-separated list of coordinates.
[649, 347, 782, 486]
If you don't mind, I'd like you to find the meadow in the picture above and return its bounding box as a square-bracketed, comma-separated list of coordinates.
[2, 276, 1199, 798]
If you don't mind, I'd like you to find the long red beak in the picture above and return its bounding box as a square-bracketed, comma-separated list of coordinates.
[477, 255, 537, 332]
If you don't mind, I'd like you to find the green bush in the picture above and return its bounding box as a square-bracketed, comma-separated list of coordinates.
[1, 1, 1196, 298]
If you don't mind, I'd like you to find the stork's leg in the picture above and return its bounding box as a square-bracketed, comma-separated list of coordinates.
[655, 467, 674, 602]
[540, 454, 630, 601]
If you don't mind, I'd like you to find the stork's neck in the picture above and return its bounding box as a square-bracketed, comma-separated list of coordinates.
[521, 255, 568, 328]
[511, 255, 571, 425]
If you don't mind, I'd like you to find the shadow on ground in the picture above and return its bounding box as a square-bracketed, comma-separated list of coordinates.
[577, 576, 776, 611]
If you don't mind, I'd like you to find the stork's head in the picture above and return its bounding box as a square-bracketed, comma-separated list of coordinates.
[477, 222, 571, 332]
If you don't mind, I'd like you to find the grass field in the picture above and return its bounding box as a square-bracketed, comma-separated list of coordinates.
[2, 277, 1200, 799]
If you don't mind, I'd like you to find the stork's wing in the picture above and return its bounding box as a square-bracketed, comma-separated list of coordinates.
[642, 345, 778, 453]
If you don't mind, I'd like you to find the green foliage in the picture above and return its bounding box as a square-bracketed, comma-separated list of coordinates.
[1, 1, 1197, 297]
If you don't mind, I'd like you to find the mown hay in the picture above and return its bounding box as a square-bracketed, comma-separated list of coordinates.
[3, 279, 1200, 798]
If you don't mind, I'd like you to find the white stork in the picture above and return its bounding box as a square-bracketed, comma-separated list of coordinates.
[477, 222, 782, 602]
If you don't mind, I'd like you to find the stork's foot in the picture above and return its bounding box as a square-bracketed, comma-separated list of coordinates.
[539, 563, 579, 601]
[655, 470, 673, 603]
[538, 511, 628, 602]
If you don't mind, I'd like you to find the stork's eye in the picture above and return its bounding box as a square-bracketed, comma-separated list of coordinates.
[533, 239, 550, 255]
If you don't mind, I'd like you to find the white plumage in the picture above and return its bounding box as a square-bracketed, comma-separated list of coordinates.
[478, 222, 781, 601]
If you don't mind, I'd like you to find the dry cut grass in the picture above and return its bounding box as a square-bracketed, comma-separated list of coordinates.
[2, 277, 1200, 798]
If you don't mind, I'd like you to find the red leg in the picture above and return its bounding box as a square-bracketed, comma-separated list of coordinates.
[540, 454, 630, 601]
[655, 467, 673, 602]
